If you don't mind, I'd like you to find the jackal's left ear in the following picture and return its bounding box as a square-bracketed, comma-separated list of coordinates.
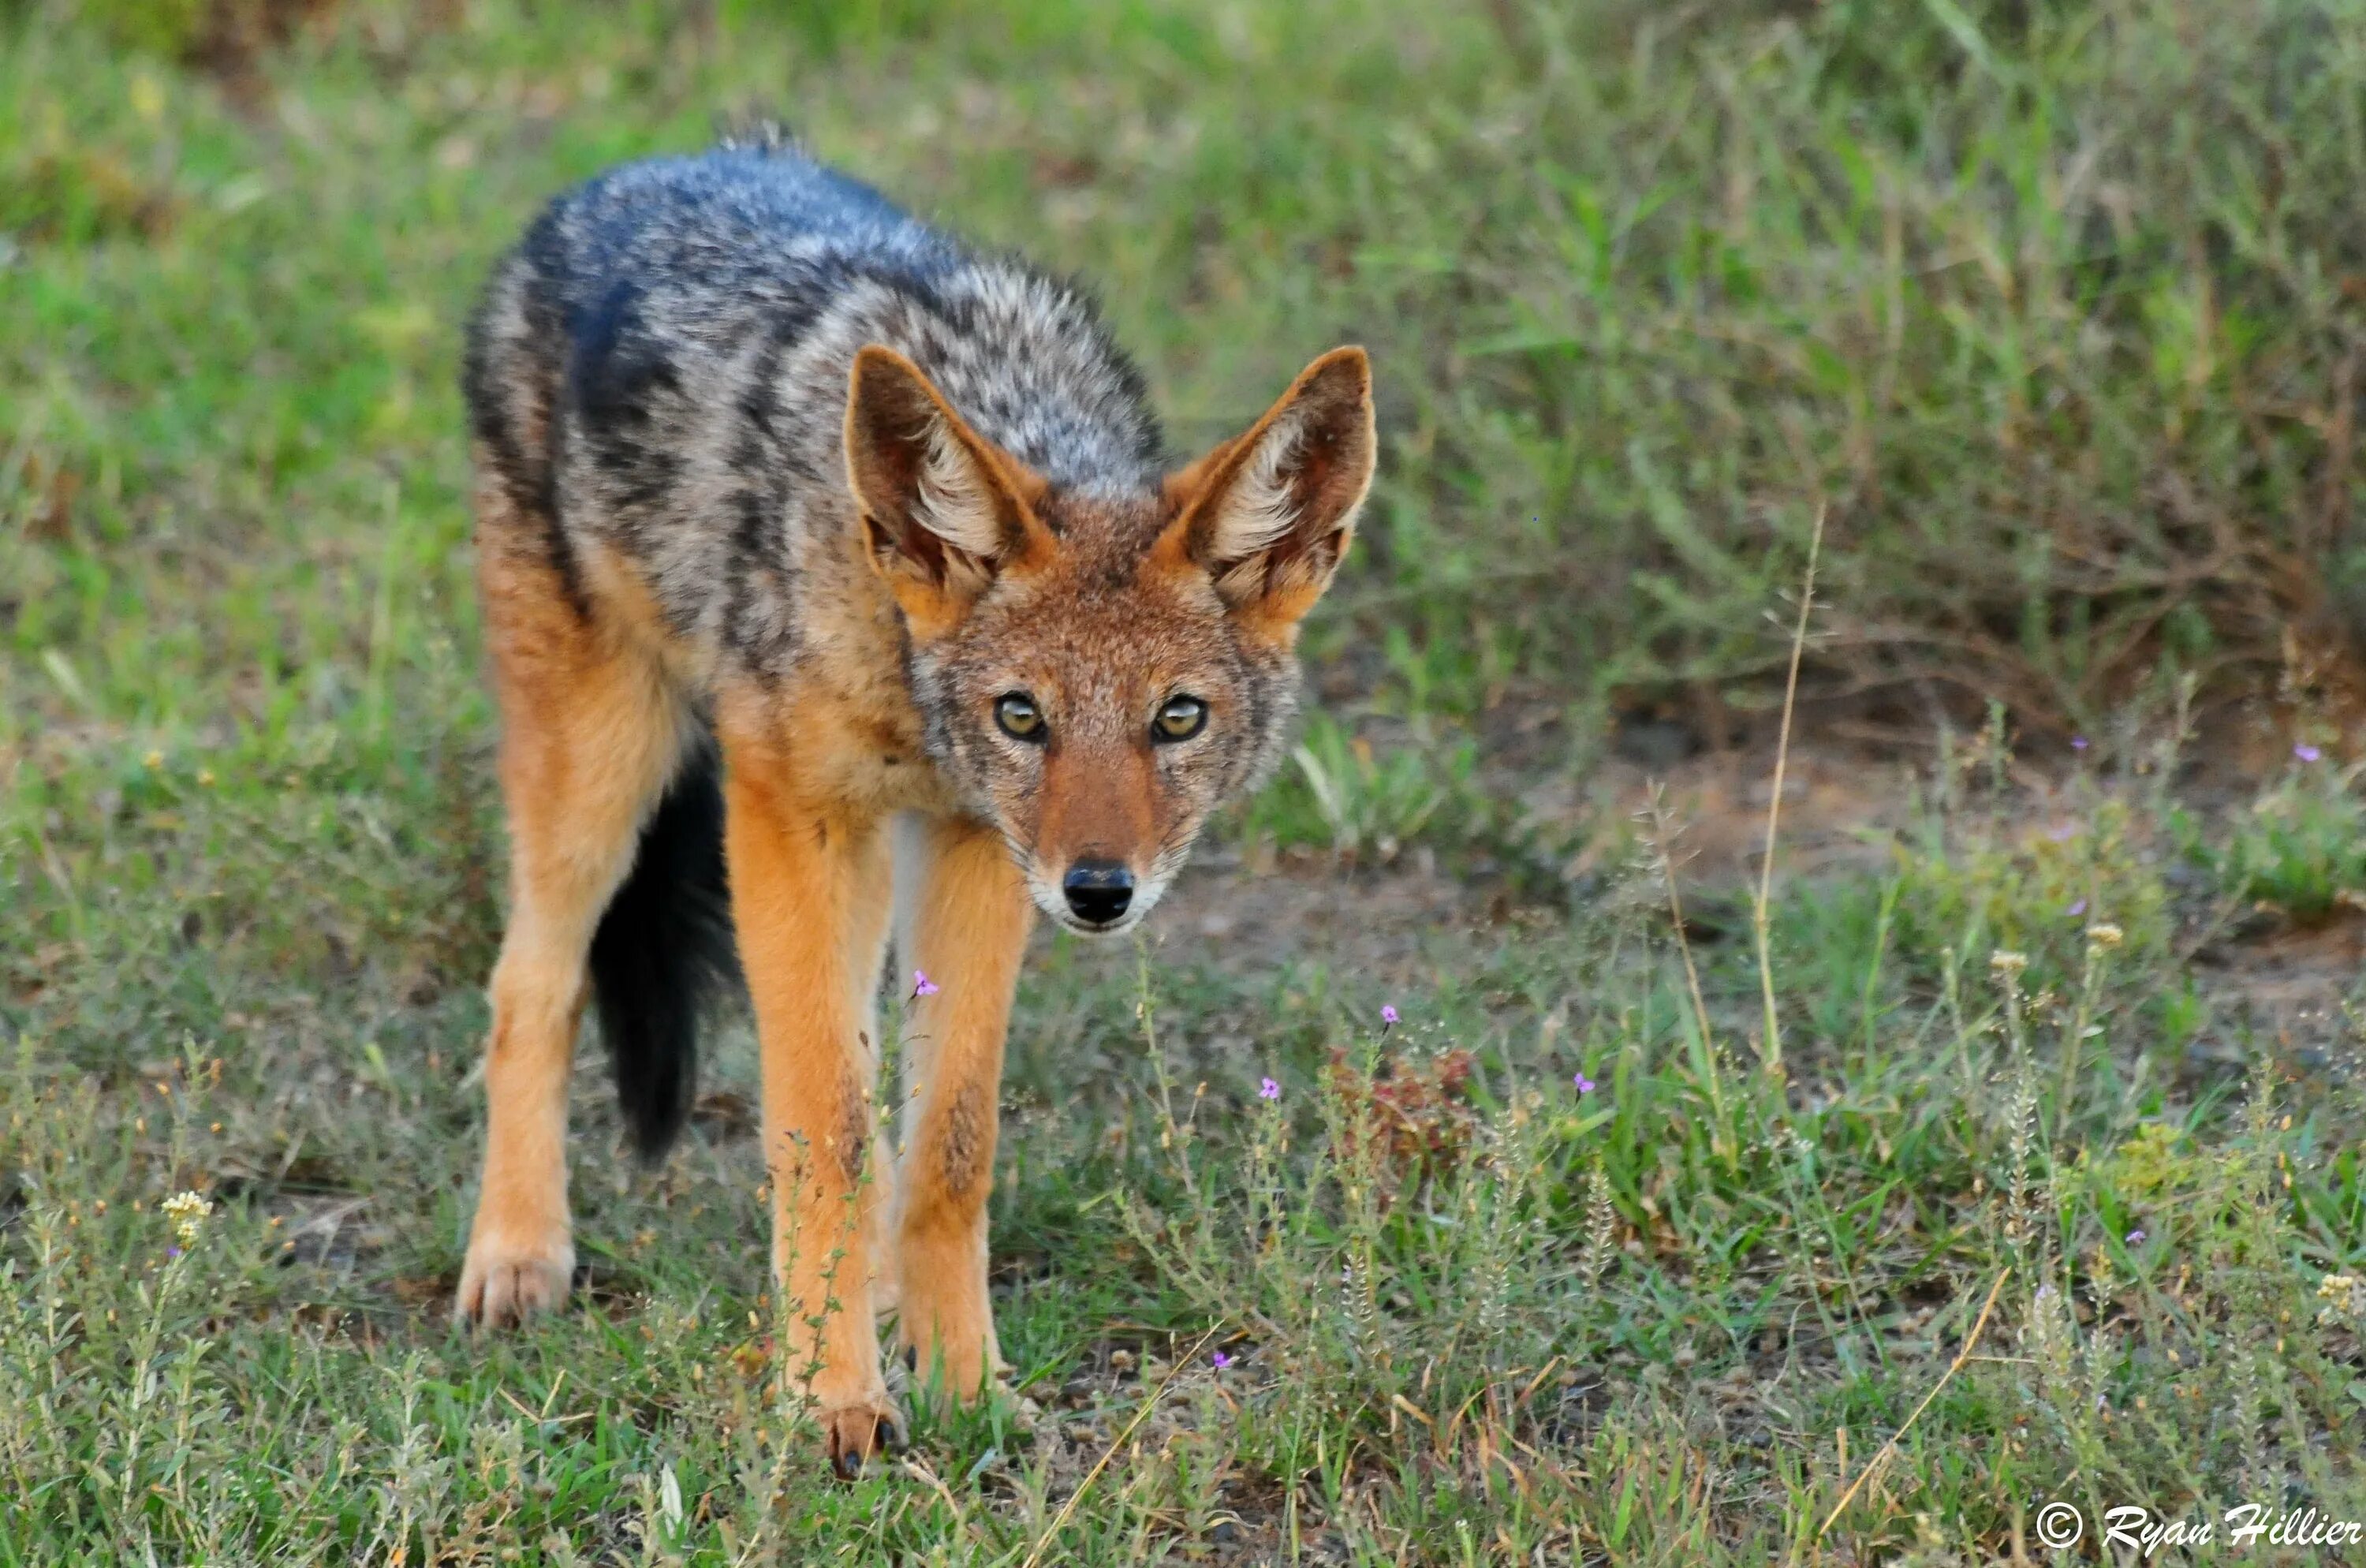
[1159, 346, 1375, 638]
[845, 345, 1054, 635]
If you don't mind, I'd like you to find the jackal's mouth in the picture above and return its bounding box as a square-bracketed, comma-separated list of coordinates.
[1051, 911, 1143, 938]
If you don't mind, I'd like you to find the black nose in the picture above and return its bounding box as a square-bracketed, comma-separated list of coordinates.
[1062, 860, 1135, 927]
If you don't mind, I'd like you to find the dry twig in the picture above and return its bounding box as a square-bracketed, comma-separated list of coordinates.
[1752, 504, 1824, 1075]
[1817, 1267, 2012, 1539]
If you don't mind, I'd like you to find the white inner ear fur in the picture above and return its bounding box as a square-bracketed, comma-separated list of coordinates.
[1205, 408, 1308, 566]
[909, 416, 1006, 559]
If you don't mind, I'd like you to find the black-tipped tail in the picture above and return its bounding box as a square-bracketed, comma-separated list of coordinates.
[589, 742, 738, 1161]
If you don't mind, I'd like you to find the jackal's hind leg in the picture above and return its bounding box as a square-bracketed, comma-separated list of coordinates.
[456, 503, 685, 1329]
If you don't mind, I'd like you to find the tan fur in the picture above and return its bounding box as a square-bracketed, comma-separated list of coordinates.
[455, 349, 1374, 1476]
[888, 815, 1032, 1394]
[577, 538, 717, 692]
[457, 464, 689, 1327]
[715, 709, 898, 1454]
[1033, 735, 1158, 875]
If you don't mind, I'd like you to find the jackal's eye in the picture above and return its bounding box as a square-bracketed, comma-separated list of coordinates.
[995, 693, 1046, 742]
[1152, 695, 1208, 743]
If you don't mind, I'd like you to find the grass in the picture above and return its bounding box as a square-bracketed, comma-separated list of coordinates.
[2202, 752, 2366, 924]
[6, 0, 2366, 1561]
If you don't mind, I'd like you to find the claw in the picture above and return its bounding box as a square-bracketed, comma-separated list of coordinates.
[820, 1401, 901, 1480]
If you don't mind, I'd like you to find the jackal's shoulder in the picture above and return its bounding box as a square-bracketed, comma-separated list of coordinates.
[466, 137, 1162, 483]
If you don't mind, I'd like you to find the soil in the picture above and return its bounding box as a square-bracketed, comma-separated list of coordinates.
[1125, 727, 2363, 1075]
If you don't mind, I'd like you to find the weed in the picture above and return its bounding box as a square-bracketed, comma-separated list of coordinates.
[1243, 711, 1477, 864]
[2206, 756, 2366, 924]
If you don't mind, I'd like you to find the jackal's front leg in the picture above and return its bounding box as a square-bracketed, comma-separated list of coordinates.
[892, 816, 1032, 1402]
[722, 745, 898, 1477]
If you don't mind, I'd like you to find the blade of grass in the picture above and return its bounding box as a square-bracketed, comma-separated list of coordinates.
[1752, 503, 1823, 1077]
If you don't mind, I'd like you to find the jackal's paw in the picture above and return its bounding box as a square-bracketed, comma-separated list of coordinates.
[898, 1328, 1007, 1405]
[819, 1397, 905, 1480]
[454, 1234, 573, 1329]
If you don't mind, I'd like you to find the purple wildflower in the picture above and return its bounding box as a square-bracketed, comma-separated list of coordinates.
[2296, 742, 2323, 763]
[1259, 1077, 1280, 1101]
[911, 969, 939, 999]
[1211, 1350, 1232, 1368]
[2068, 898, 2087, 918]
[1574, 1071, 1596, 1094]
[2125, 1228, 2146, 1245]
[2072, 735, 2089, 751]
[166, 1247, 182, 1260]
[2047, 822, 2077, 843]
[1380, 1004, 1399, 1029]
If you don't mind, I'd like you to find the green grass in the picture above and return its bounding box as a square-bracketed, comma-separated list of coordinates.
[6, 0, 2366, 1560]
[2202, 752, 2366, 924]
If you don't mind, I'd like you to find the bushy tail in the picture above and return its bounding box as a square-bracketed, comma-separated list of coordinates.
[588, 742, 738, 1161]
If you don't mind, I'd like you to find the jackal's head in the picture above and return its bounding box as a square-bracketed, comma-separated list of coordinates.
[846, 344, 1375, 935]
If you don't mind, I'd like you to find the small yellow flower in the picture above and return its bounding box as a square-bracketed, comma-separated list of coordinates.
[144, 749, 164, 769]
[161, 1189, 213, 1245]
[2086, 923, 2125, 949]
[129, 70, 166, 123]
[1989, 950, 2029, 976]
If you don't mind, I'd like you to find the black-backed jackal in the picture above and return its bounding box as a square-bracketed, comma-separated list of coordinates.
[455, 130, 1374, 1476]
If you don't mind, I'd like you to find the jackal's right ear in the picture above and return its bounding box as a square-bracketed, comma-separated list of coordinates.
[845, 345, 1052, 636]
[1156, 346, 1375, 644]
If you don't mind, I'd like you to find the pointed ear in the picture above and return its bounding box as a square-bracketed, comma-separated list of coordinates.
[1158, 346, 1375, 637]
[845, 344, 1052, 636]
